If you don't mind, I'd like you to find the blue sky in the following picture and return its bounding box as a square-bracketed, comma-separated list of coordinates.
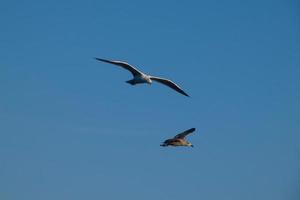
[1, 0, 300, 199]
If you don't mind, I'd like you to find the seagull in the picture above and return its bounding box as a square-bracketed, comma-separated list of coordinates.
[160, 128, 196, 147]
[94, 58, 189, 97]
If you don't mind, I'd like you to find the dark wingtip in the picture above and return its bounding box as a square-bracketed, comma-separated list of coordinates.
[182, 91, 190, 97]
[94, 57, 103, 61]
[190, 128, 196, 132]
[94, 57, 110, 63]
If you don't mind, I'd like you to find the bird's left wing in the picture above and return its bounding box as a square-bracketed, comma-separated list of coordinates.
[174, 128, 196, 139]
[150, 76, 189, 97]
[94, 58, 143, 76]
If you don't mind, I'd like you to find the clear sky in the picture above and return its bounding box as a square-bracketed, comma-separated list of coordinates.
[1, 0, 300, 199]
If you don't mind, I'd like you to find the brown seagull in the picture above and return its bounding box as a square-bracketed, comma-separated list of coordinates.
[160, 128, 196, 147]
[94, 58, 189, 97]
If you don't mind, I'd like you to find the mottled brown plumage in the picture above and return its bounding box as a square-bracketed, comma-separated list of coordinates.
[161, 128, 195, 147]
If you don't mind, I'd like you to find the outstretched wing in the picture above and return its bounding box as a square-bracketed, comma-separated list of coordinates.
[174, 128, 196, 139]
[150, 76, 189, 97]
[94, 57, 143, 76]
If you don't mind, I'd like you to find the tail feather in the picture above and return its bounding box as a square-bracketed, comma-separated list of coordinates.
[126, 80, 136, 85]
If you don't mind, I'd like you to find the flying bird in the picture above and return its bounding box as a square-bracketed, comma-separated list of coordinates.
[160, 128, 196, 147]
[94, 58, 189, 97]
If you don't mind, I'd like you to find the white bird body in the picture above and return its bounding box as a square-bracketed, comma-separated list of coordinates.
[95, 58, 189, 97]
[126, 74, 152, 85]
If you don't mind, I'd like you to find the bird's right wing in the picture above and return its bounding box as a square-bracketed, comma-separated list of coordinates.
[94, 58, 143, 76]
[150, 76, 189, 97]
[174, 128, 196, 139]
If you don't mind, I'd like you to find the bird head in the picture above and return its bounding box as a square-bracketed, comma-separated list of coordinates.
[146, 78, 152, 84]
[142, 75, 152, 84]
[187, 142, 194, 147]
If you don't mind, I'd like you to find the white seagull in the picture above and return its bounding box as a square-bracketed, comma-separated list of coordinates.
[94, 58, 189, 97]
